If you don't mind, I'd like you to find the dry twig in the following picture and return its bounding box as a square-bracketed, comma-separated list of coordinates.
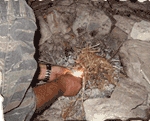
[62, 45, 117, 120]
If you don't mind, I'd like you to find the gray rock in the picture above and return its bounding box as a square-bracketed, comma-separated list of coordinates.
[36, 109, 63, 121]
[113, 15, 136, 34]
[107, 27, 128, 52]
[38, 16, 52, 46]
[57, 0, 74, 6]
[84, 78, 149, 121]
[73, 5, 112, 38]
[111, 78, 148, 106]
[130, 20, 150, 41]
[119, 39, 150, 92]
[47, 10, 71, 35]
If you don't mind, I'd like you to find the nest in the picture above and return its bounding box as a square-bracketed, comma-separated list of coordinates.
[75, 46, 116, 89]
[61, 45, 118, 120]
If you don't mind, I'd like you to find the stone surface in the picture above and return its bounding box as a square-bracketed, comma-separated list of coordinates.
[107, 27, 128, 53]
[119, 39, 150, 92]
[73, 5, 112, 38]
[38, 16, 52, 46]
[84, 78, 149, 121]
[47, 10, 71, 35]
[57, 0, 74, 6]
[38, 34, 66, 65]
[113, 15, 136, 34]
[36, 113, 63, 121]
[130, 20, 150, 41]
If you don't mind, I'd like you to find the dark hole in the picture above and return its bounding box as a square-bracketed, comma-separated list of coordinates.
[127, 14, 131, 17]
[130, 0, 137, 3]
[48, 2, 53, 7]
[77, 28, 85, 34]
[90, 30, 98, 37]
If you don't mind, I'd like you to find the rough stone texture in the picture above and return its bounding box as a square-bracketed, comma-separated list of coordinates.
[84, 78, 149, 121]
[130, 20, 150, 41]
[36, 113, 63, 121]
[47, 10, 71, 35]
[113, 15, 136, 34]
[38, 16, 52, 46]
[57, 0, 74, 6]
[102, 1, 150, 22]
[72, 5, 112, 38]
[38, 34, 66, 65]
[119, 39, 150, 92]
[107, 27, 128, 53]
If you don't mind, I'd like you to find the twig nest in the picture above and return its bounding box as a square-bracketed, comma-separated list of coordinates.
[75, 47, 117, 89]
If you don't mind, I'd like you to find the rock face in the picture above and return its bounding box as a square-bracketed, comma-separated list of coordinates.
[72, 5, 112, 38]
[119, 39, 150, 92]
[114, 15, 136, 35]
[108, 27, 128, 52]
[84, 78, 149, 121]
[130, 20, 150, 41]
[38, 16, 52, 46]
[47, 10, 71, 35]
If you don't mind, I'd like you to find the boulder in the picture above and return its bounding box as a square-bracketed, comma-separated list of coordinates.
[47, 10, 71, 35]
[107, 27, 128, 52]
[119, 39, 150, 92]
[73, 5, 112, 38]
[57, 0, 74, 6]
[113, 15, 136, 34]
[38, 16, 52, 46]
[84, 78, 149, 121]
[130, 20, 150, 41]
